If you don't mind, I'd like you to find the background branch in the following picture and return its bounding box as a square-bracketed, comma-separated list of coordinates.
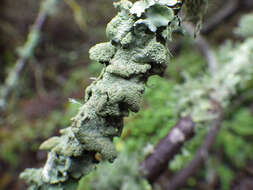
[165, 107, 223, 190]
[0, 0, 57, 111]
[141, 117, 195, 184]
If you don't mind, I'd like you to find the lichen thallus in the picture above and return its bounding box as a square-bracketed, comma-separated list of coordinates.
[167, 0, 184, 14]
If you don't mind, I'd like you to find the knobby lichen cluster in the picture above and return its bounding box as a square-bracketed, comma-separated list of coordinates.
[20, 0, 184, 189]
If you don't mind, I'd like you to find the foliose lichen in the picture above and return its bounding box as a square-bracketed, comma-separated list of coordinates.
[20, 0, 183, 189]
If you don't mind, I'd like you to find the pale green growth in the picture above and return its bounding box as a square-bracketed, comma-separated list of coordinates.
[76, 32, 253, 189]
[17, 29, 40, 58]
[41, 0, 59, 16]
[86, 153, 152, 190]
[169, 28, 253, 172]
[18, 0, 58, 58]
[20, 0, 182, 189]
[234, 13, 253, 38]
[89, 42, 116, 63]
[130, 0, 179, 17]
[174, 37, 253, 122]
[82, 34, 253, 189]
[130, 0, 181, 32]
[135, 4, 175, 32]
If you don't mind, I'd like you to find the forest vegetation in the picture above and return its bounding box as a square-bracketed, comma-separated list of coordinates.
[0, 0, 253, 190]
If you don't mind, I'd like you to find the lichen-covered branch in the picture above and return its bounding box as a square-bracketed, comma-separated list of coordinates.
[60, 12, 253, 190]
[20, 0, 184, 189]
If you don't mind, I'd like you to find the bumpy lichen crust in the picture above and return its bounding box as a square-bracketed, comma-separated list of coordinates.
[20, 0, 180, 189]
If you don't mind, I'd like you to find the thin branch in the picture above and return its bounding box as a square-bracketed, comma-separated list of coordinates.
[165, 107, 223, 190]
[141, 117, 195, 184]
[201, 0, 239, 35]
[0, 0, 51, 111]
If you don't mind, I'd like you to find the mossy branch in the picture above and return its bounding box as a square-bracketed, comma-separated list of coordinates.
[20, 0, 185, 189]
[83, 13, 253, 190]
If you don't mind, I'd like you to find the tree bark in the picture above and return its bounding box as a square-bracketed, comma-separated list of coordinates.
[141, 117, 195, 184]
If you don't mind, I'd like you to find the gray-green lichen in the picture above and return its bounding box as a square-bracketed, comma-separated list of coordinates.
[234, 13, 253, 38]
[174, 36, 253, 123]
[20, 0, 182, 189]
[89, 42, 116, 63]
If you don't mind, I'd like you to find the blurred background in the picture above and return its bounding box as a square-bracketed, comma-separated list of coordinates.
[0, 0, 252, 190]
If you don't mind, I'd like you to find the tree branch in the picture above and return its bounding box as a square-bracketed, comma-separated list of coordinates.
[165, 107, 223, 190]
[141, 117, 195, 184]
[20, 1, 185, 189]
[0, 0, 56, 111]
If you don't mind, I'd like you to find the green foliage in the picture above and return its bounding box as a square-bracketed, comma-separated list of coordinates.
[79, 153, 151, 190]
[64, 0, 87, 31]
[217, 108, 253, 168]
[166, 45, 206, 81]
[217, 164, 235, 190]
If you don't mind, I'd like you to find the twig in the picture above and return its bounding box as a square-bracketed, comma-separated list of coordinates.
[0, 0, 53, 111]
[165, 107, 223, 190]
[140, 117, 195, 184]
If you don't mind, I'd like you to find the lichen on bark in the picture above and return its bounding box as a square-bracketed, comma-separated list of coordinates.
[20, 0, 182, 189]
